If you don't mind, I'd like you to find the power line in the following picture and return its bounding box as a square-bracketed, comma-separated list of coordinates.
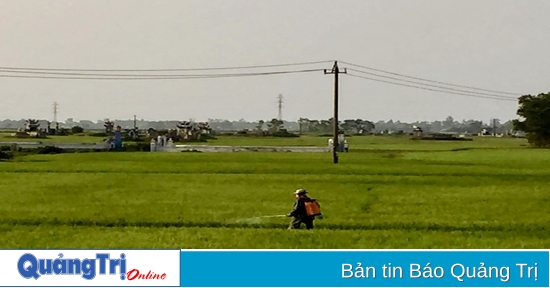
[340, 61, 520, 96]
[346, 68, 518, 99]
[0, 59, 524, 99]
[0, 68, 323, 80]
[0, 58, 523, 102]
[346, 73, 517, 102]
[0, 60, 333, 72]
[0, 68, 320, 77]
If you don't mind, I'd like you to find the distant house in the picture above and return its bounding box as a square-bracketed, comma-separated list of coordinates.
[412, 125, 423, 137]
[478, 128, 495, 136]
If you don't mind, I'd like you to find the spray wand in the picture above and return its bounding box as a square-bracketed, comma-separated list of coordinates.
[259, 215, 287, 218]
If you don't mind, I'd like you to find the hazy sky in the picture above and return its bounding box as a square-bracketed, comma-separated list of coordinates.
[1, 0, 549, 123]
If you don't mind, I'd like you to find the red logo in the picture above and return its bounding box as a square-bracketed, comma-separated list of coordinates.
[126, 269, 167, 280]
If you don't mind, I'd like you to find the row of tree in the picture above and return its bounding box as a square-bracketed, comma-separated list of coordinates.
[0, 117, 514, 134]
[1, 91, 549, 147]
[296, 118, 375, 134]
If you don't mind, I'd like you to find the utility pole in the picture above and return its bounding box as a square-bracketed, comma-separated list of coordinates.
[277, 94, 283, 121]
[324, 61, 347, 164]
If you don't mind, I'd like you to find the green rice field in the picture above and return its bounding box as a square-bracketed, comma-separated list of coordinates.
[1, 135, 549, 248]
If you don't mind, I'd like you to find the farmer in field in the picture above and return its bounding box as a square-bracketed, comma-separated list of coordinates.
[287, 189, 320, 230]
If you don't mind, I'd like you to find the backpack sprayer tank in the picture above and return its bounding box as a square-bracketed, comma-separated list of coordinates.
[304, 198, 322, 217]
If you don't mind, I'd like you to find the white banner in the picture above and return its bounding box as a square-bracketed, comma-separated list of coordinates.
[0, 250, 180, 287]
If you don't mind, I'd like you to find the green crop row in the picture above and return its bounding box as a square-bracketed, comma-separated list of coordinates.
[0, 137, 548, 248]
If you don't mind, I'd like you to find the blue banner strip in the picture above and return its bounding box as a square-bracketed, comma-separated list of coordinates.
[179, 250, 549, 287]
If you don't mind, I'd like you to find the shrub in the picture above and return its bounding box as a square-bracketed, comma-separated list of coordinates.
[272, 131, 300, 138]
[0, 151, 12, 161]
[122, 143, 151, 152]
[37, 146, 65, 154]
[55, 128, 71, 136]
[71, 126, 84, 134]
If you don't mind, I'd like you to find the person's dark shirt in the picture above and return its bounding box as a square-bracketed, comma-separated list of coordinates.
[289, 196, 312, 217]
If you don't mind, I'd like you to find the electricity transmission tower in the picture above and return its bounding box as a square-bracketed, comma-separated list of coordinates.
[53, 102, 58, 125]
[277, 94, 283, 121]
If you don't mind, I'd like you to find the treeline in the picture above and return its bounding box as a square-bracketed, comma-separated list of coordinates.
[0, 116, 515, 134]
